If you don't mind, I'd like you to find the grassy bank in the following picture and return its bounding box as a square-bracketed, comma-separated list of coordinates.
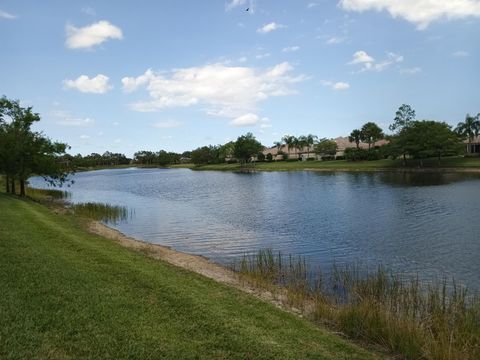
[234, 250, 480, 360]
[182, 156, 480, 172]
[0, 193, 377, 359]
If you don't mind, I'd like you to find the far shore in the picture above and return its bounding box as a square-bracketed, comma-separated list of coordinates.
[73, 156, 480, 174]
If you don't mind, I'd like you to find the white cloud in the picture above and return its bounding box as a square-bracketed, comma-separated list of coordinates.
[257, 22, 286, 34]
[65, 20, 123, 49]
[401, 67, 422, 74]
[0, 9, 16, 19]
[152, 120, 183, 128]
[230, 113, 260, 127]
[282, 46, 300, 52]
[452, 50, 469, 57]
[348, 50, 403, 71]
[51, 110, 95, 127]
[349, 50, 375, 64]
[79, 135, 91, 139]
[81, 7, 96, 16]
[225, 0, 247, 11]
[339, 0, 480, 29]
[307, 3, 319, 8]
[122, 62, 307, 122]
[326, 36, 347, 45]
[238, 56, 248, 62]
[256, 53, 271, 59]
[321, 80, 350, 91]
[63, 74, 112, 94]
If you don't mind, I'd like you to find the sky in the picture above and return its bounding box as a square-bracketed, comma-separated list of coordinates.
[1, 0, 479, 156]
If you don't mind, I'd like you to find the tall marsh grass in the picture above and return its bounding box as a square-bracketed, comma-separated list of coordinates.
[71, 202, 130, 224]
[233, 249, 480, 360]
[26, 187, 70, 202]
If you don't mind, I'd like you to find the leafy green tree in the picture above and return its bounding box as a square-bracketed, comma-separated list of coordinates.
[266, 153, 273, 161]
[0, 96, 71, 196]
[348, 129, 362, 149]
[390, 104, 415, 132]
[191, 146, 218, 165]
[233, 133, 263, 164]
[360, 122, 384, 149]
[314, 138, 337, 156]
[395, 121, 462, 166]
[455, 113, 480, 153]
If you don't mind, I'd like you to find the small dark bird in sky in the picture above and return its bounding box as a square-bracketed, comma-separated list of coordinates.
[245, 8, 249, 12]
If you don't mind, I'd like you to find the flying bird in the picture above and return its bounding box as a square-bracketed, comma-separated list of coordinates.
[245, 8, 249, 12]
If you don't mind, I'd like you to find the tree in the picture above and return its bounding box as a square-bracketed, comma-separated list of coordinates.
[304, 134, 317, 158]
[395, 120, 462, 166]
[282, 135, 296, 159]
[314, 138, 337, 156]
[389, 104, 415, 132]
[0, 96, 71, 196]
[348, 129, 362, 149]
[455, 113, 480, 153]
[360, 122, 384, 150]
[233, 133, 263, 164]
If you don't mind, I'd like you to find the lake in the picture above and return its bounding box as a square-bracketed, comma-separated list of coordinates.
[30, 168, 480, 289]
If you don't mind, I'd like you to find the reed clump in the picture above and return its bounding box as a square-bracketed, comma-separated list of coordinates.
[234, 249, 480, 360]
[71, 202, 129, 224]
[26, 187, 70, 202]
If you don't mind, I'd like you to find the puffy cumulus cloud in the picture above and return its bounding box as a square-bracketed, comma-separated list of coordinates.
[0, 9, 17, 19]
[282, 46, 300, 52]
[122, 62, 307, 123]
[257, 22, 286, 33]
[51, 110, 95, 127]
[230, 113, 259, 127]
[65, 20, 123, 49]
[321, 80, 350, 91]
[339, 0, 480, 29]
[63, 74, 112, 94]
[349, 50, 375, 64]
[348, 50, 403, 71]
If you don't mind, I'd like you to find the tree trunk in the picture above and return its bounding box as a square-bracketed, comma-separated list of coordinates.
[10, 178, 16, 195]
[5, 175, 10, 193]
[20, 179, 26, 197]
[402, 154, 406, 166]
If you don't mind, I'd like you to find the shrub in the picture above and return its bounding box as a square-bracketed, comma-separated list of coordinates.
[266, 153, 273, 161]
[321, 155, 335, 161]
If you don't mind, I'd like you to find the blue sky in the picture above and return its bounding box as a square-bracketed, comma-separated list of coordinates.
[1, 0, 479, 156]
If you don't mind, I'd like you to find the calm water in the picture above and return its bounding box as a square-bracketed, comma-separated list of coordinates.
[31, 168, 480, 289]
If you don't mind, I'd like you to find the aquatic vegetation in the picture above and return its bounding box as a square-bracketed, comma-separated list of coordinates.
[234, 249, 480, 360]
[71, 202, 130, 224]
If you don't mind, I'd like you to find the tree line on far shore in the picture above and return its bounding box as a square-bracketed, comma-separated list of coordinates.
[1, 94, 479, 197]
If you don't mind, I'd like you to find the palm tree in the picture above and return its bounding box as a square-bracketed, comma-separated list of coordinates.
[282, 135, 296, 159]
[348, 129, 362, 149]
[273, 141, 283, 161]
[301, 134, 317, 159]
[455, 113, 480, 153]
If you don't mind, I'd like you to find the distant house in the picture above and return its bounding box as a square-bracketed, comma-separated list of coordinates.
[334, 137, 388, 157]
[464, 136, 480, 154]
[262, 137, 389, 161]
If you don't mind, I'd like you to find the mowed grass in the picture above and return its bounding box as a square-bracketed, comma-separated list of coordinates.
[177, 156, 480, 172]
[0, 193, 378, 360]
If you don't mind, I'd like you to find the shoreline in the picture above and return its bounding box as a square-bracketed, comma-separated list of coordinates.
[87, 220, 304, 314]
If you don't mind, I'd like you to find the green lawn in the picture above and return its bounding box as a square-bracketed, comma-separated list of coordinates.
[177, 156, 480, 172]
[0, 193, 378, 360]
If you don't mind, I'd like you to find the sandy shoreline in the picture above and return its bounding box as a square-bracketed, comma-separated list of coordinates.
[87, 221, 299, 314]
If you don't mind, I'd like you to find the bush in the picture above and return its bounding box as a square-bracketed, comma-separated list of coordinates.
[266, 153, 273, 161]
[335, 155, 345, 160]
[306, 157, 316, 161]
[345, 148, 382, 161]
[226, 159, 238, 164]
[321, 155, 335, 161]
[257, 152, 265, 162]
